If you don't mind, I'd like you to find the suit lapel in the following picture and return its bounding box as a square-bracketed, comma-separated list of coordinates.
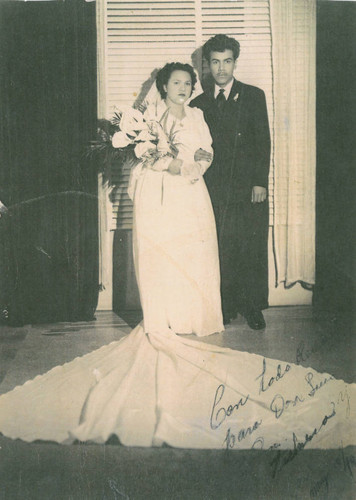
[227, 79, 241, 102]
[228, 80, 245, 132]
[202, 83, 219, 122]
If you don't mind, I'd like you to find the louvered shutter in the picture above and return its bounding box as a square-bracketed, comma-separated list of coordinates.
[101, 0, 274, 230]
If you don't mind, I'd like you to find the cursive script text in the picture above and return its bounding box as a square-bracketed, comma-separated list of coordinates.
[270, 393, 305, 419]
[210, 384, 249, 430]
[223, 420, 262, 449]
[305, 372, 334, 397]
[270, 403, 336, 477]
[256, 358, 291, 394]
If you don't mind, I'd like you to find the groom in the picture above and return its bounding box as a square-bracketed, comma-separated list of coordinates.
[190, 34, 271, 330]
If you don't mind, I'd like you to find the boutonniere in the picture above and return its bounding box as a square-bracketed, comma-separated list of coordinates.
[233, 93, 239, 102]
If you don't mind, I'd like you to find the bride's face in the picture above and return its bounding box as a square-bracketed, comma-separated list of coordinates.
[164, 70, 192, 106]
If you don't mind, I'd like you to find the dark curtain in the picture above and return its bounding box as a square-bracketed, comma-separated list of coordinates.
[0, 0, 99, 325]
[314, 1, 356, 318]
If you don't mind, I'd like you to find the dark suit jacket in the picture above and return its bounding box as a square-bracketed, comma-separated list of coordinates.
[190, 79, 271, 206]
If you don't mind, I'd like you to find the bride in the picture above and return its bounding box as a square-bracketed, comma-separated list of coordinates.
[129, 62, 223, 337]
[0, 63, 354, 450]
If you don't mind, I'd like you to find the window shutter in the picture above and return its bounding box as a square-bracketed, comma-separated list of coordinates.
[101, 0, 274, 230]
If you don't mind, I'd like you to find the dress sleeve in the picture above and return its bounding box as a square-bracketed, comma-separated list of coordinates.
[180, 108, 213, 179]
[251, 88, 270, 188]
[196, 108, 214, 175]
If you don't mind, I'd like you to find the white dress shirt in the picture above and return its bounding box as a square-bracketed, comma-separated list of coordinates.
[214, 78, 234, 99]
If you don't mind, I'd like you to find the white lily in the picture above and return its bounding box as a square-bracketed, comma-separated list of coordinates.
[134, 141, 156, 158]
[112, 131, 133, 148]
[120, 108, 146, 135]
[135, 129, 156, 143]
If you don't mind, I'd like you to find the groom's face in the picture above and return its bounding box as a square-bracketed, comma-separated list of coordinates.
[209, 49, 236, 87]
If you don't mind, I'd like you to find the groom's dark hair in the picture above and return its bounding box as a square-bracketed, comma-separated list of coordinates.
[202, 35, 240, 62]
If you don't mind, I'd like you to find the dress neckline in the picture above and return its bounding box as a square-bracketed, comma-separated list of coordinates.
[155, 99, 190, 120]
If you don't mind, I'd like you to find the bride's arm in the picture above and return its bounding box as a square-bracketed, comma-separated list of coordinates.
[196, 109, 214, 174]
[181, 109, 213, 179]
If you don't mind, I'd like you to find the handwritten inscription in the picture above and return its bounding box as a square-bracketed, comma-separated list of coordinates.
[256, 358, 291, 394]
[210, 362, 352, 453]
[223, 420, 262, 449]
[296, 340, 317, 365]
[309, 445, 355, 498]
[339, 446, 356, 479]
[296, 337, 328, 365]
[270, 403, 336, 477]
[305, 372, 334, 397]
[337, 387, 351, 417]
[251, 437, 281, 450]
[210, 384, 249, 430]
[270, 393, 305, 419]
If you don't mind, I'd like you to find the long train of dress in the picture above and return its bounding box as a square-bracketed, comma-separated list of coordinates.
[0, 322, 354, 450]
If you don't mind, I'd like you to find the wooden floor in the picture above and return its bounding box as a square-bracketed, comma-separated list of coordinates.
[0, 307, 355, 499]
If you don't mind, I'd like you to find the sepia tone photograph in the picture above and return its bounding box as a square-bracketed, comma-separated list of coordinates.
[0, 0, 355, 498]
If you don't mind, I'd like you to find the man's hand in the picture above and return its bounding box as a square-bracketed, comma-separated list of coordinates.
[167, 158, 183, 175]
[251, 186, 267, 203]
[194, 148, 213, 162]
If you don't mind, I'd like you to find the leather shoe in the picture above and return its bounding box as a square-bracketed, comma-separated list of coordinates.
[245, 310, 266, 330]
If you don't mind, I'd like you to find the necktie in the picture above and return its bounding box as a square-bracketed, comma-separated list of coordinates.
[216, 88, 226, 111]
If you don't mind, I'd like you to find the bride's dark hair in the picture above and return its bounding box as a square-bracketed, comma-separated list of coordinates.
[156, 62, 197, 99]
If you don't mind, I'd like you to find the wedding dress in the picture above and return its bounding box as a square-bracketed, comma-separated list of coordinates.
[0, 103, 354, 451]
[130, 101, 223, 337]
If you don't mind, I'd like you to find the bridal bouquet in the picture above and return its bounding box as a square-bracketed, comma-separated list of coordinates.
[88, 105, 180, 179]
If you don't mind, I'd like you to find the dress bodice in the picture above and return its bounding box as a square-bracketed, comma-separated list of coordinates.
[128, 101, 214, 200]
[144, 100, 213, 169]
